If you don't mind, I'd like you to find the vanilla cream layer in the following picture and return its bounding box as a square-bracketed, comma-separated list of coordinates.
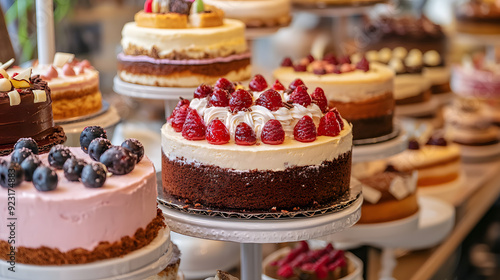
[394, 74, 430, 100]
[161, 121, 352, 171]
[0, 148, 158, 252]
[273, 63, 394, 103]
[32, 65, 99, 96]
[121, 19, 248, 59]
[423, 66, 450, 86]
[204, 0, 290, 20]
[388, 144, 461, 172]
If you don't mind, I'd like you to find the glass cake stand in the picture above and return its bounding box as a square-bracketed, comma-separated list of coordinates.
[158, 183, 362, 280]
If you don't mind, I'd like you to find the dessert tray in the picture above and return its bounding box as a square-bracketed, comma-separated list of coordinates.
[395, 97, 440, 118]
[0, 228, 175, 280]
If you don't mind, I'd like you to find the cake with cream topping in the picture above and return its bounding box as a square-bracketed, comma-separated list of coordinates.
[455, 0, 500, 35]
[273, 55, 394, 140]
[118, 0, 251, 87]
[451, 53, 500, 99]
[162, 75, 352, 212]
[0, 65, 66, 155]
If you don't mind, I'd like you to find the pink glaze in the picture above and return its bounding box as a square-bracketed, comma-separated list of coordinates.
[62, 63, 76, 76]
[0, 148, 158, 252]
[42, 65, 58, 81]
[451, 66, 500, 98]
[117, 51, 251, 65]
[79, 59, 92, 69]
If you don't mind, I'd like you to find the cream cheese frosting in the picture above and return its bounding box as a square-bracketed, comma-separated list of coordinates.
[0, 148, 158, 252]
[31, 64, 99, 97]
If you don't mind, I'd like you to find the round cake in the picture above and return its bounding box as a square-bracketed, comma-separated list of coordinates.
[32, 53, 102, 120]
[451, 54, 500, 99]
[161, 75, 353, 212]
[0, 137, 165, 265]
[273, 55, 394, 140]
[118, 0, 251, 87]
[0, 66, 66, 155]
[455, 0, 500, 35]
[203, 0, 291, 28]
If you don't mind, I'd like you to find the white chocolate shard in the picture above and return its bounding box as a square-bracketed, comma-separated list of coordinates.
[53, 52, 75, 68]
[0, 58, 15, 70]
[389, 176, 410, 200]
[33, 90, 47, 103]
[8, 90, 21, 106]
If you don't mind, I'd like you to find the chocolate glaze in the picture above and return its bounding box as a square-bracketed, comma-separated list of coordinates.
[162, 151, 352, 212]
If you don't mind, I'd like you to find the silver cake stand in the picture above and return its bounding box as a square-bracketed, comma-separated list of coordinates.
[352, 125, 409, 163]
[159, 184, 362, 280]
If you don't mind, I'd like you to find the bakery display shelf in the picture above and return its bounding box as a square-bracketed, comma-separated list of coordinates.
[292, 1, 386, 17]
[394, 97, 440, 118]
[352, 127, 408, 163]
[0, 229, 174, 280]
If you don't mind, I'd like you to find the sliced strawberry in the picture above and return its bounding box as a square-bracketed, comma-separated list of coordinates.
[194, 84, 213, 99]
[235, 122, 257, 146]
[209, 88, 230, 107]
[301, 263, 315, 271]
[277, 264, 295, 278]
[315, 264, 329, 279]
[298, 240, 310, 251]
[311, 87, 328, 113]
[229, 89, 252, 113]
[356, 56, 370, 72]
[255, 89, 283, 111]
[289, 85, 312, 107]
[181, 109, 206, 140]
[261, 120, 285, 145]
[249, 74, 268, 92]
[330, 108, 344, 129]
[318, 112, 341, 137]
[214, 77, 235, 94]
[171, 105, 190, 132]
[294, 116, 317, 142]
[206, 119, 230, 145]
[144, 0, 153, 12]
[272, 80, 286, 91]
[281, 57, 293, 67]
[327, 258, 347, 271]
[290, 252, 309, 268]
[289, 79, 306, 90]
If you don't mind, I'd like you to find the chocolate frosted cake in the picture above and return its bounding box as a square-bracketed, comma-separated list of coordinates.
[0, 67, 65, 155]
[161, 75, 353, 212]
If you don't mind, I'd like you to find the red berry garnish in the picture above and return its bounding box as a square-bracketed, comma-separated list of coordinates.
[311, 87, 328, 113]
[318, 112, 341, 137]
[307, 54, 315, 63]
[0, 74, 4, 78]
[209, 88, 230, 107]
[235, 122, 257, 146]
[261, 120, 285, 145]
[171, 105, 190, 132]
[289, 79, 305, 90]
[229, 89, 252, 113]
[293, 64, 307, 72]
[408, 139, 420, 150]
[313, 68, 326, 75]
[338, 55, 351, 65]
[356, 56, 370, 72]
[194, 84, 213, 99]
[294, 116, 317, 142]
[272, 80, 285, 91]
[330, 108, 344, 130]
[255, 89, 283, 111]
[289, 85, 312, 107]
[315, 264, 328, 279]
[168, 98, 190, 121]
[144, 0, 153, 13]
[249, 74, 268, 92]
[277, 264, 294, 278]
[206, 119, 230, 145]
[12, 72, 18, 77]
[214, 77, 235, 94]
[181, 109, 206, 140]
[281, 57, 293, 67]
[323, 53, 338, 65]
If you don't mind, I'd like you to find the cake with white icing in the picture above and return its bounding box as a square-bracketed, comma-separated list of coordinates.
[161, 75, 353, 212]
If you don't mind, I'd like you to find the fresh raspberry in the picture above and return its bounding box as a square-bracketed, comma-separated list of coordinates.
[168, 98, 190, 121]
[261, 120, 285, 145]
[249, 74, 268, 92]
[356, 56, 370, 72]
[289, 85, 312, 107]
[323, 53, 338, 65]
[209, 88, 230, 107]
[311, 87, 328, 113]
[255, 89, 283, 111]
[181, 109, 206, 140]
[272, 80, 286, 91]
[206, 119, 230, 145]
[318, 112, 341, 137]
[281, 57, 293, 67]
[214, 77, 235, 94]
[306, 54, 315, 63]
[298, 241, 310, 251]
[229, 89, 252, 112]
[315, 264, 328, 279]
[171, 105, 190, 132]
[330, 107, 344, 129]
[294, 116, 317, 142]
[277, 264, 294, 278]
[293, 64, 307, 72]
[0, 74, 3, 78]
[313, 68, 326, 75]
[301, 263, 315, 271]
[235, 122, 257, 146]
[408, 139, 420, 150]
[324, 243, 334, 253]
[144, 0, 153, 12]
[426, 136, 447, 146]
[194, 84, 213, 99]
[338, 55, 351, 65]
[289, 79, 306, 90]
[12, 72, 18, 77]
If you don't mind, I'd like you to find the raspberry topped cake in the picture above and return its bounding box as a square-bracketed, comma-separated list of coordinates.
[0, 127, 166, 265]
[0, 66, 66, 155]
[118, 0, 251, 87]
[162, 75, 353, 212]
[273, 54, 394, 140]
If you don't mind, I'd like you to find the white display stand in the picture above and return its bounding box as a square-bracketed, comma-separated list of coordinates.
[352, 129, 408, 163]
[395, 97, 440, 118]
[0, 229, 175, 280]
[458, 142, 500, 163]
[417, 175, 466, 206]
[159, 195, 362, 280]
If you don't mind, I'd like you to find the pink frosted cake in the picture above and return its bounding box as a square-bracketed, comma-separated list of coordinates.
[451, 53, 500, 99]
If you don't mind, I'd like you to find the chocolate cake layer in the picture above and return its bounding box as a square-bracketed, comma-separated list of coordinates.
[117, 57, 250, 77]
[0, 209, 165, 265]
[430, 83, 451, 94]
[396, 89, 431, 105]
[349, 114, 394, 140]
[162, 151, 352, 211]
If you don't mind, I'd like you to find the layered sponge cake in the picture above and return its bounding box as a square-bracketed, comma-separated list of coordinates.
[118, 0, 251, 87]
[162, 75, 353, 212]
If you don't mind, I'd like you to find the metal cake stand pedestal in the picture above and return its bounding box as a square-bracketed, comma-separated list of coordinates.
[159, 194, 362, 280]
